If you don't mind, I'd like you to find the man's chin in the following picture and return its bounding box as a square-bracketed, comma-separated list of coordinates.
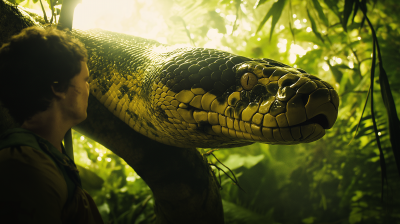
[74, 113, 87, 126]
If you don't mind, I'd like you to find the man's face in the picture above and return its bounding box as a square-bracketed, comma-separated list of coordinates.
[63, 61, 90, 125]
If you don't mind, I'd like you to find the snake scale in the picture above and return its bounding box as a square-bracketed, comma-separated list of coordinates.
[1, 1, 339, 149]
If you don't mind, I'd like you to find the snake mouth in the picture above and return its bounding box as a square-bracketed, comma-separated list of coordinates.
[299, 114, 330, 129]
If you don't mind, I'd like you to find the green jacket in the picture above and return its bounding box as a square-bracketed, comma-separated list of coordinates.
[0, 128, 81, 206]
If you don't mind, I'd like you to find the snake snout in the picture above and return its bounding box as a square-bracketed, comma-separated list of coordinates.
[280, 73, 339, 130]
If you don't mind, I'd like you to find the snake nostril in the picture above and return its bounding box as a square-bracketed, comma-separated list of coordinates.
[278, 73, 300, 88]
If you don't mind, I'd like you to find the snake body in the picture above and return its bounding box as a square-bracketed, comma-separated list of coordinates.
[1, 2, 339, 148]
[73, 29, 339, 148]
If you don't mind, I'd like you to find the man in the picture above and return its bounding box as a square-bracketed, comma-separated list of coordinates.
[0, 26, 103, 223]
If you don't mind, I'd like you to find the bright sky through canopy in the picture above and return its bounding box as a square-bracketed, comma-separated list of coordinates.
[69, 0, 318, 65]
[74, 0, 170, 44]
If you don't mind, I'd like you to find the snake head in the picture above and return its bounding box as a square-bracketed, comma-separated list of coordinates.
[223, 57, 339, 145]
[150, 49, 339, 148]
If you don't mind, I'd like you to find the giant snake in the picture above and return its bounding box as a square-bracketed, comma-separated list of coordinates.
[0, 1, 339, 222]
[76, 32, 338, 148]
[0, 1, 338, 149]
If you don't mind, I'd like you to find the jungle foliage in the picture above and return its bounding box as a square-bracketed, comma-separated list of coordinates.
[13, 0, 400, 223]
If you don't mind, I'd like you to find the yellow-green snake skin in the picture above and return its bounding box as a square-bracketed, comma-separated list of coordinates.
[1, 2, 339, 148]
[71, 29, 339, 148]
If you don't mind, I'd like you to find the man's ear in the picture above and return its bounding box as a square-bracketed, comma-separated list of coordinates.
[51, 84, 67, 100]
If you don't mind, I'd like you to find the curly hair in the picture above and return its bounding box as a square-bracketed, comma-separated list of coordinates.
[0, 26, 88, 124]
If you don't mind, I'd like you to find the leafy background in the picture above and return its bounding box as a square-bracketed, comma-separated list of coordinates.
[10, 0, 400, 223]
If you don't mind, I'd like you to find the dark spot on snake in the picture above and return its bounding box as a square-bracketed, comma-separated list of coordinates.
[250, 84, 268, 101]
[126, 110, 138, 120]
[146, 121, 156, 130]
[235, 101, 248, 117]
[230, 97, 238, 106]
[197, 122, 212, 133]
[127, 92, 134, 101]
[98, 78, 112, 94]
[240, 90, 250, 102]
[91, 71, 101, 79]
[216, 92, 229, 104]
[225, 106, 234, 117]
[119, 85, 129, 97]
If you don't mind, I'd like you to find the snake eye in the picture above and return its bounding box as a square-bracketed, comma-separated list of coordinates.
[241, 73, 258, 90]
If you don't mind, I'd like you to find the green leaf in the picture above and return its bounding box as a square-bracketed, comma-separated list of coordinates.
[221, 154, 265, 170]
[351, 0, 359, 24]
[77, 164, 105, 190]
[323, 0, 339, 18]
[358, 0, 367, 29]
[378, 56, 400, 178]
[327, 61, 343, 83]
[256, 0, 287, 41]
[254, 0, 269, 9]
[342, 0, 355, 32]
[306, 8, 324, 43]
[311, 0, 329, 27]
